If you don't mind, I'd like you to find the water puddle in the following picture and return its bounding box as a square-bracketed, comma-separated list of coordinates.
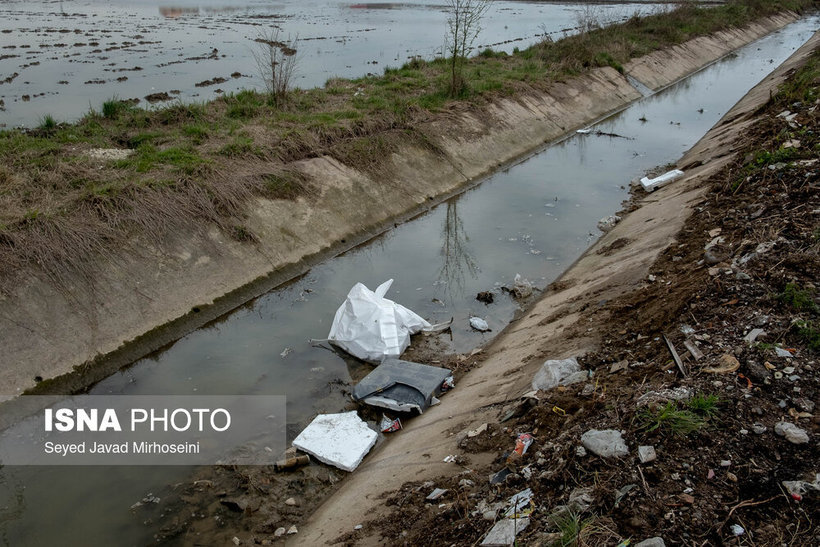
[0, 0, 661, 127]
[0, 14, 817, 547]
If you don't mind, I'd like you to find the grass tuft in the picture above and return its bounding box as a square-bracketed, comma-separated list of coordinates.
[637, 394, 719, 436]
[780, 282, 818, 312]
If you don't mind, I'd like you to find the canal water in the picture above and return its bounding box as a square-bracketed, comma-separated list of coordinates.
[0, 14, 817, 547]
[0, 0, 663, 128]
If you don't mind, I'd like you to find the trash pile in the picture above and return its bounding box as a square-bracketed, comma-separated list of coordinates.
[288, 281, 456, 473]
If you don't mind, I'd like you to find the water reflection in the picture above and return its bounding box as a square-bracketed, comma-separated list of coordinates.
[438, 200, 479, 297]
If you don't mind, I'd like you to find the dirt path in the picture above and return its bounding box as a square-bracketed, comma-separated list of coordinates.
[292, 29, 820, 547]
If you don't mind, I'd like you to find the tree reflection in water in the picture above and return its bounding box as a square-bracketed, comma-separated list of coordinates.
[437, 200, 479, 297]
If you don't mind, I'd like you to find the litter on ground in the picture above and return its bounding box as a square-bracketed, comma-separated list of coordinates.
[640, 169, 684, 192]
[292, 411, 377, 472]
[352, 358, 453, 413]
[322, 279, 451, 363]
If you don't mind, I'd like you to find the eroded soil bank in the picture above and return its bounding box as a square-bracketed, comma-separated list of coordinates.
[0, 13, 798, 397]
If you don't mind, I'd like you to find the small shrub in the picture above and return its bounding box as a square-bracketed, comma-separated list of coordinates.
[794, 320, 820, 352]
[780, 283, 818, 312]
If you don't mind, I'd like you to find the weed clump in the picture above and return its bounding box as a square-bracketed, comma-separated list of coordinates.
[780, 282, 818, 312]
[637, 394, 720, 435]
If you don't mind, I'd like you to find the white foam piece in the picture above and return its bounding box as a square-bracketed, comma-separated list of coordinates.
[640, 169, 684, 192]
[292, 411, 377, 472]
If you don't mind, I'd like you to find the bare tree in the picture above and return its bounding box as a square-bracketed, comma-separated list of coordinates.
[253, 28, 299, 105]
[444, 0, 492, 97]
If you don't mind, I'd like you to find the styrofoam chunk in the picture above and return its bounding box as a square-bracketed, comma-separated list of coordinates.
[292, 412, 377, 472]
[640, 169, 684, 192]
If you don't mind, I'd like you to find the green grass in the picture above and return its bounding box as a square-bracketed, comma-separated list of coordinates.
[182, 123, 210, 145]
[773, 47, 820, 107]
[101, 97, 135, 120]
[38, 114, 57, 131]
[115, 144, 208, 175]
[550, 510, 589, 547]
[780, 283, 818, 312]
[794, 320, 820, 352]
[637, 393, 721, 436]
[687, 393, 720, 418]
[218, 136, 263, 157]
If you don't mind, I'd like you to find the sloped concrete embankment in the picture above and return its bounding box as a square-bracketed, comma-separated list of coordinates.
[0, 13, 796, 396]
[294, 25, 820, 547]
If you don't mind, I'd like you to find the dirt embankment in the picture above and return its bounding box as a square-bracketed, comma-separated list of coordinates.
[289, 31, 819, 547]
[0, 14, 798, 398]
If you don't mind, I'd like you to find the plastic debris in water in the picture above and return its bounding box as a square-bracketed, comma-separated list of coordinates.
[470, 316, 490, 332]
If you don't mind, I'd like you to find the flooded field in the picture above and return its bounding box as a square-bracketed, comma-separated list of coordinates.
[0, 0, 664, 128]
[0, 14, 817, 546]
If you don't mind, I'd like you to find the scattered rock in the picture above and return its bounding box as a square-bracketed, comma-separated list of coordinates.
[636, 387, 692, 407]
[774, 421, 809, 444]
[609, 360, 629, 374]
[286, 525, 298, 535]
[580, 429, 628, 458]
[638, 445, 657, 463]
[746, 361, 771, 383]
[284, 497, 297, 506]
[635, 538, 666, 547]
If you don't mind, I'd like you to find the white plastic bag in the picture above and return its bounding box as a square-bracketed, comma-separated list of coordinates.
[327, 279, 447, 363]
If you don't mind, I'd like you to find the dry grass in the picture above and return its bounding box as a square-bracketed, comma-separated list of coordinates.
[0, 1, 811, 294]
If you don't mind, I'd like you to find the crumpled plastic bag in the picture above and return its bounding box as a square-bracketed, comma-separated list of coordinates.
[327, 279, 449, 363]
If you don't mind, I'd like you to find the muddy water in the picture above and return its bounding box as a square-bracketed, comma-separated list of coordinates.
[1, 16, 818, 547]
[0, 0, 662, 128]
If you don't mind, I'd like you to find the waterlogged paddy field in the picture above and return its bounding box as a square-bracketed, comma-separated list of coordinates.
[0, 0, 664, 128]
